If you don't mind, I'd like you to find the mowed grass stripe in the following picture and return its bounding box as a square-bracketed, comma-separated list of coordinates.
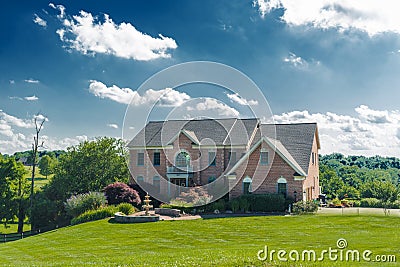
[0, 215, 399, 266]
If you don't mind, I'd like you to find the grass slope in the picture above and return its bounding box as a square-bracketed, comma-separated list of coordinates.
[23, 166, 51, 189]
[0, 215, 399, 266]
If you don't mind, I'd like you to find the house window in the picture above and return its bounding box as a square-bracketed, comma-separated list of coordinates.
[137, 176, 144, 183]
[153, 152, 160, 166]
[228, 151, 236, 166]
[260, 151, 268, 165]
[208, 176, 216, 183]
[137, 153, 144, 166]
[209, 151, 216, 166]
[176, 151, 190, 167]
[277, 177, 287, 198]
[153, 176, 160, 193]
[312, 152, 315, 165]
[243, 176, 252, 194]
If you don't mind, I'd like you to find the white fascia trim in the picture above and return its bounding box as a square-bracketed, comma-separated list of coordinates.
[226, 136, 307, 177]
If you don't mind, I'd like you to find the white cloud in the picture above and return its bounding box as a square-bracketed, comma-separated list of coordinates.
[187, 98, 239, 117]
[49, 3, 65, 19]
[355, 105, 391, 124]
[9, 80, 15, 84]
[107, 123, 119, 129]
[227, 93, 258, 106]
[284, 52, 307, 67]
[10, 95, 39, 101]
[254, 0, 400, 36]
[273, 105, 400, 157]
[24, 95, 39, 101]
[88, 80, 190, 106]
[24, 79, 39, 84]
[33, 14, 47, 27]
[0, 110, 35, 129]
[56, 9, 177, 60]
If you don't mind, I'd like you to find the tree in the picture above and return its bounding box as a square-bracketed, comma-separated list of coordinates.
[30, 115, 46, 230]
[32, 137, 130, 229]
[0, 157, 28, 232]
[50, 137, 129, 196]
[38, 155, 57, 179]
[103, 182, 141, 206]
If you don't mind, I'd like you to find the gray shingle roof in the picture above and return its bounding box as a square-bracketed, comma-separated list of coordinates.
[261, 123, 318, 173]
[128, 119, 318, 174]
[127, 118, 259, 147]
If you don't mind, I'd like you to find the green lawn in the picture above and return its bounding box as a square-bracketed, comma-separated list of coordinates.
[0, 215, 398, 266]
[23, 166, 51, 189]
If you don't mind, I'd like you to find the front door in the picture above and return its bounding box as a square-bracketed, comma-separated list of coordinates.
[170, 178, 186, 196]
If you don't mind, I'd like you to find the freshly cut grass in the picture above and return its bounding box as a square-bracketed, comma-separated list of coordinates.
[0, 215, 398, 266]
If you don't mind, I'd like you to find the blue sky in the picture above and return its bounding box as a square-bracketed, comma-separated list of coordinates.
[1, 0, 400, 156]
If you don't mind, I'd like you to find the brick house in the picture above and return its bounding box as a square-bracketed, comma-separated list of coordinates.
[128, 118, 320, 201]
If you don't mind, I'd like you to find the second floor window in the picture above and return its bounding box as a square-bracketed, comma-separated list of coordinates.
[153, 152, 160, 166]
[209, 151, 216, 166]
[176, 151, 190, 167]
[137, 152, 144, 166]
[260, 151, 268, 165]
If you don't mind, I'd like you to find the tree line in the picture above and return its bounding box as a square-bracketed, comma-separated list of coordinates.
[320, 153, 400, 203]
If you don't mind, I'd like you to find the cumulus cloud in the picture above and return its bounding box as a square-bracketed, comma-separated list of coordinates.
[33, 14, 47, 27]
[88, 80, 190, 106]
[24, 79, 39, 84]
[55, 8, 177, 60]
[355, 105, 391, 124]
[273, 105, 400, 157]
[9, 80, 15, 84]
[254, 0, 400, 36]
[0, 110, 36, 129]
[187, 98, 239, 117]
[227, 93, 258, 106]
[107, 123, 119, 129]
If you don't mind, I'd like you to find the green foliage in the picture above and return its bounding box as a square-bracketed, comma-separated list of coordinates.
[292, 201, 319, 214]
[360, 180, 398, 202]
[228, 198, 240, 213]
[0, 157, 28, 229]
[208, 199, 226, 212]
[34, 137, 129, 228]
[38, 155, 57, 178]
[320, 153, 400, 203]
[116, 203, 135, 215]
[231, 194, 286, 212]
[65, 192, 107, 218]
[359, 198, 383, 208]
[49, 137, 129, 199]
[70, 206, 118, 225]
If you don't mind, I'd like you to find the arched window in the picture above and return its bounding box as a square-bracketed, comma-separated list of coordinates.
[277, 177, 287, 198]
[175, 151, 190, 167]
[243, 176, 252, 195]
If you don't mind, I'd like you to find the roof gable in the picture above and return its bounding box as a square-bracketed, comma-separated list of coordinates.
[260, 123, 318, 173]
[226, 136, 307, 177]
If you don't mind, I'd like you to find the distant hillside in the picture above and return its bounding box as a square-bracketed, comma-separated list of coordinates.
[319, 153, 400, 200]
